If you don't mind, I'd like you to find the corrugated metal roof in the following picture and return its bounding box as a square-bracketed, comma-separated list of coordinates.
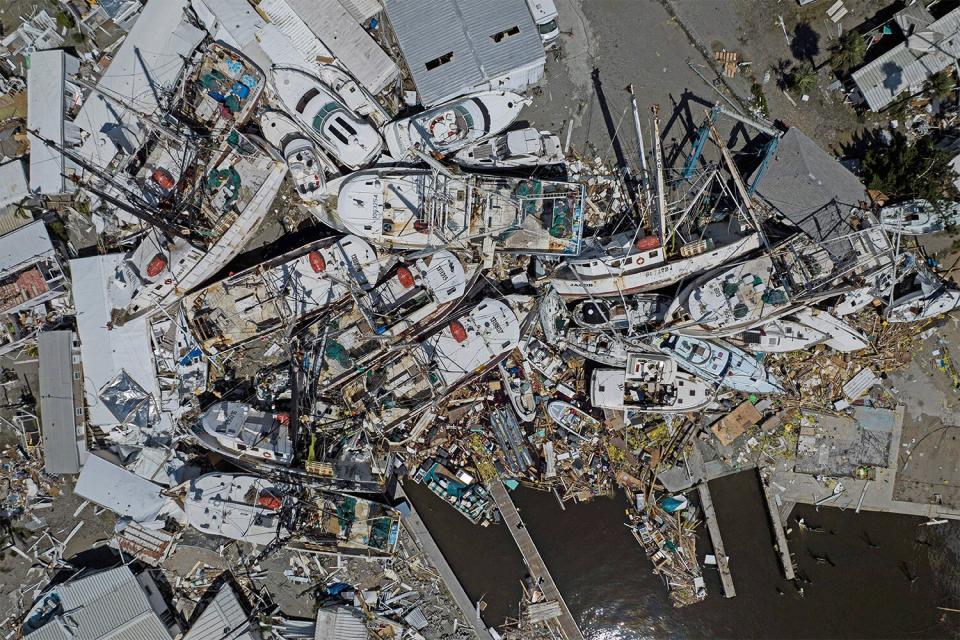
[258, 0, 334, 64]
[27, 49, 79, 195]
[283, 0, 398, 94]
[24, 567, 171, 640]
[314, 607, 367, 640]
[852, 6, 960, 111]
[339, 0, 383, 23]
[38, 330, 83, 474]
[0, 159, 29, 208]
[0, 220, 55, 277]
[183, 583, 258, 640]
[383, 0, 544, 105]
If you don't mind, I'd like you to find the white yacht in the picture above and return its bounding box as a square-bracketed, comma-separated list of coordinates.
[453, 128, 563, 168]
[197, 401, 293, 464]
[260, 110, 337, 203]
[654, 334, 784, 394]
[734, 318, 828, 353]
[880, 199, 960, 235]
[383, 91, 528, 159]
[183, 473, 288, 546]
[272, 66, 383, 169]
[591, 353, 712, 413]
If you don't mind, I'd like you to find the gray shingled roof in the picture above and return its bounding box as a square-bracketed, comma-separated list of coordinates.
[383, 0, 544, 105]
[751, 128, 868, 252]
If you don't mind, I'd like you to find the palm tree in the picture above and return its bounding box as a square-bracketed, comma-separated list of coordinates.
[790, 62, 818, 95]
[926, 70, 954, 99]
[832, 31, 866, 73]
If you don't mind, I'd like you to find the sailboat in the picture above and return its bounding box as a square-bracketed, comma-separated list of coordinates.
[182, 473, 289, 546]
[793, 308, 869, 352]
[732, 318, 828, 353]
[571, 294, 671, 331]
[880, 199, 960, 235]
[887, 270, 960, 322]
[499, 354, 538, 422]
[654, 334, 784, 394]
[453, 127, 563, 168]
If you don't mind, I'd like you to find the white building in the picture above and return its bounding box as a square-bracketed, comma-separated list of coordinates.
[26, 49, 82, 195]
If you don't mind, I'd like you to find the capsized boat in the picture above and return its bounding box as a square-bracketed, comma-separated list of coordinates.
[880, 199, 960, 235]
[571, 294, 671, 331]
[733, 318, 827, 353]
[793, 308, 869, 352]
[183, 473, 289, 546]
[549, 230, 761, 297]
[654, 334, 784, 394]
[260, 110, 337, 203]
[591, 353, 712, 413]
[272, 66, 383, 169]
[383, 91, 529, 159]
[499, 353, 537, 422]
[453, 128, 563, 168]
[334, 168, 584, 255]
[887, 271, 960, 322]
[547, 400, 601, 440]
[185, 235, 381, 353]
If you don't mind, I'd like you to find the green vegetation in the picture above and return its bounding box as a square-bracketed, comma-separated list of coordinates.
[831, 31, 866, 73]
[751, 82, 770, 118]
[861, 132, 957, 202]
[926, 70, 955, 99]
[54, 10, 75, 30]
[790, 61, 817, 95]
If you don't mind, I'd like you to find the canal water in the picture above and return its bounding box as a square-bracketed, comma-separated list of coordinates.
[404, 471, 959, 639]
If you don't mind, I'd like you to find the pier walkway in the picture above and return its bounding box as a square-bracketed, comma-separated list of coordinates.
[487, 477, 585, 640]
[697, 482, 736, 597]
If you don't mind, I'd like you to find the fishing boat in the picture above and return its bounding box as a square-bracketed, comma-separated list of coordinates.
[591, 353, 712, 413]
[565, 329, 631, 366]
[733, 318, 827, 353]
[571, 294, 671, 331]
[185, 235, 381, 354]
[499, 354, 537, 422]
[549, 230, 762, 298]
[260, 110, 337, 203]
[887, 271, 960, 322]
[793, 308, 869, 352]
[196, 401, 293, 464]
[182, 473, 289, 546]
[272, 66, 383, 169]
[383, 91, 529, 159]
[880, 199, 960, 235]
[333, 168, 585, 255]
[546, 400, 601, 440]
[453, 127, 563, 168]
[654, 334, 783, 394]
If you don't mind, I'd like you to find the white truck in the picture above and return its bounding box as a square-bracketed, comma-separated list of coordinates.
[525, 0, 560, 45]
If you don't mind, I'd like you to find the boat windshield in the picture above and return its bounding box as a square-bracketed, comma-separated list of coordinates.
[312, 102, 342, 132]
[539, 19, 558, 34]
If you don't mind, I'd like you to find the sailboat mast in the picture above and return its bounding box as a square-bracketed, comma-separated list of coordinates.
[627, 85, 653, 218]
[650, 105, 667, 244]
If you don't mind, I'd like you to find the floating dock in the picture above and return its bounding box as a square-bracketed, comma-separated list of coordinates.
[697, 482, 736, 598]
[487, 477, 585, 640]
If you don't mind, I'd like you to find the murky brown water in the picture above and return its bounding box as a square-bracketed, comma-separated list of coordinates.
[405, 471, 959, 639]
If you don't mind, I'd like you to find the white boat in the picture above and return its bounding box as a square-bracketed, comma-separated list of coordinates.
[546, 400, 600, 439]
[887, 271, 960, 322]
[571, 294, 671, 331]
[183, 473, 288, 546]
[260, 111, 336, 203]
[734, 318, 827, 353]
[453, 128, 563, 168]
[591, 353, 712, 413]
[793, 308, 869, 352]
[565, 329, 631, 366]
[185, 235, 381, 353]
[654, 334, 784, 394]
[880, 199, 960, 235]
[499, 354, 537, 422]
[538, 287, 569, 345]
[197, 401, 293, 464]
[272, 66, 383, 169]
[383, 91, 529, 159]
[519, 335, 565, 381]
[550, 231, 762, 298]
[334, 168, 584, 255]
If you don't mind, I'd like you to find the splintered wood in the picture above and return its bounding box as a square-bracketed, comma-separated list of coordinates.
[714, 50, 739, 77]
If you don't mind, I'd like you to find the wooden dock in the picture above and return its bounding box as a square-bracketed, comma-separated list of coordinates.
[758, 471, 795, 580]
[697, 482, 736, 598]
[487, 478, 585, 640]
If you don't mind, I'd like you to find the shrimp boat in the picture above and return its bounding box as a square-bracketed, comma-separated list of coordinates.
[342, 296, 530, 444]
[571, 294, 671, 331]
[272, 66, 383, 169]
[383, 91, 529, 159]
[184, 235, 381, 354]
[547, 401, 601, 440]
[880, 199, 960, 235]
[887, 271, 960, 322]
[793, 308, 869, 352]
[182, 473, 290, 546]
[653, 334, 783, 394]
[453, 128, 563, 169]
[732, 318, 828, 353]
[499, 353, 537, 422]
[333, 168, 585, 255]
[591, 353, 712, 413]
[260, 110, 337, 203]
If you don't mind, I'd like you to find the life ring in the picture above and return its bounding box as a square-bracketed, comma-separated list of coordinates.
[262, 451, 272, 459]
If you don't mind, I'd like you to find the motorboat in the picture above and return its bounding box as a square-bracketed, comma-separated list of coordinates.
[453, 128, 563, 168]
[654, 334, 784, 394]
[383, 91, 529, 159]
[733, 318, 828, 353]
[260, 110, 337, 203]
[183, 473, 289, 546]
[591, 353, 712, 413]
[499, 354, 537, 422]
[880, 199, 960, 235]
[547, 400, 601, 440]
[196, 402, 293, 464]
[571, 294, 671, 331]
[519, 335, 565, 381]
[272, 66, 383, 169]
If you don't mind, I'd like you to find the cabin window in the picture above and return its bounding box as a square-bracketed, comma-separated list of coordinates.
[75, 408, 83, 417]
[425, 52, 453, 70]
[648, 251, 658, 258]
[236, 443, 247, 451]
[329, 126, 350, 145]
[598, 385, 605, 392]
[689, 390, 697, 396]
[490, 26, 520, 43]
[295, 88, 320, 114]
[73, 371, 80, 380]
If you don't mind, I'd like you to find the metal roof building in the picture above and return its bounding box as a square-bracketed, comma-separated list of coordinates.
[383, 0, 545, 106]
[37, 330, 86, 474]
[183, 580, 260, 640]
[851, 6, 960, 111]
[26, 49, 80, 195]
